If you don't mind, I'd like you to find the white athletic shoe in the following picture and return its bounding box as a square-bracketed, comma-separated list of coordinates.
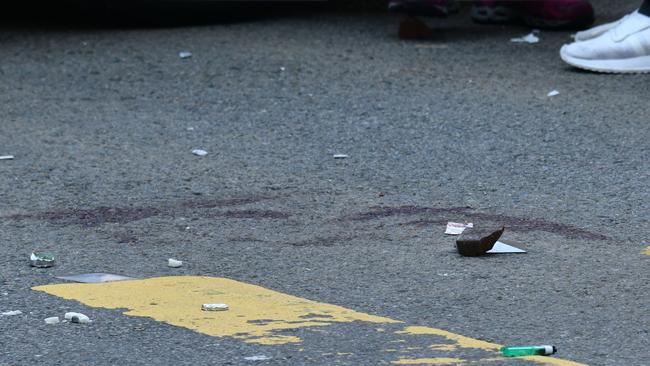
[560, 11, 650, 73]
[574, 14, 629, 41]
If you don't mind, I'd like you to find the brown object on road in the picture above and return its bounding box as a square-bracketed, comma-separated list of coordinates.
[399, 16, 434, 39]
[456, 226, 505, 256]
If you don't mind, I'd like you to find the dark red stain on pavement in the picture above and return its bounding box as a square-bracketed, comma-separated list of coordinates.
[353, 205, 609, 240]
[5, 195, 287, 227]
[349, 205, 473, 220]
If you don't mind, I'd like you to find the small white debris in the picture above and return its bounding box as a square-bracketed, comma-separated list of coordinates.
[511, 31, 540, 44]
[0, 155, 14, 160]
[187, 127, 195, 131]
[179, 51, 192, 59]
[444, 222, 473, 235]
[168, 258, 183, 268]
[44, 316, 60, 324]
[279, 67, 286, 71]
[202, 303, 229, 311]
[1, 310, 22, 316]
[57, 273, 135, 283]
[547, 90, 560, 97]
[244, 355, 271, 361]
[333, 154, 349, 159]
[64, 312, 91, 324]
[192, 149, 208, 156]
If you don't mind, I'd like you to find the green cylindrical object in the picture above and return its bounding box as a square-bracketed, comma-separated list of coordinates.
[501, 345, 557, 357]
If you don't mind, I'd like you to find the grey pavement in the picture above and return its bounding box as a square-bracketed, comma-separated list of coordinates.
[0, 1, 648, 365]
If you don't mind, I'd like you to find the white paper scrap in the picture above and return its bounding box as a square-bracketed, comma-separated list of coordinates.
[44, 316, 60, 324]
[547, 90, 560, 97]
[444, 222, 473, 235]
[202, 303, 229, 311]
[511, 31, 540, 44]
[487, 241, 527, 254]
[1, 310, 22, 316]
[0, 155, 14, 160]
[333, 154, 349, 159]
[57, 273, 135, 283]
[65, 312, 91, 324]
[192, 149, 208, 156]
[245, 355, 271, 361]
[179, 51, 192, 59]
[168, 258, 183, 268]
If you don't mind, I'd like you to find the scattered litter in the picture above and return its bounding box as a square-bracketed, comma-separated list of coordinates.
[0, 155, 14, 160]
[192, 149, 208, 156]
[502, 345, 556, 357]
[279, 67, 286, 71]
[333, 154, 349, 159]
[202, 303, 229, 311]
[168, 258, 183, 268]
[44, 316, 60, 324]
[187, 127, 195, 131]
[445, 222, 473, 235]
[30, 252, 55, 268]
[511, 31, 540, 44]
[179, 51, 192, 59]
[65, 312, 91, 324]
[487, 240, 527, 254]
[244, 355, 271, 361]
[456, 226, 504, 256]
[547, 90, 560, 97]
[57, 273, 135, 283]
[1, 310, 22, 316]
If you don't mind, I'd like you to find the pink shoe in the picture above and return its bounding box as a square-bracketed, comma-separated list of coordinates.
[472, 0, 594, 30]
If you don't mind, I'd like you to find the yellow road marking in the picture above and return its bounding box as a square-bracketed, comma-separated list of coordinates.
[33, 276, 396, 345]
[644, 246, 650, 255]
[393, 357, 464, 365]
[33, 276, 587, 366]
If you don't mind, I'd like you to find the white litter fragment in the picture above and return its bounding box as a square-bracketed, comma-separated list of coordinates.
[547, 90, 560, 97]
[511, 31, 540, 44]
[245, 355, 271, 361]
[333, 154, 349, 159]
[187, 127, 195, 131]
[57, 273, 135, 283]
[179, 51, 192, 59]
[1, 310, 22, 316]
[168, 258, 183, 268]
[487, 240, 527, 254]
[444, 222, 473, 235]
[44, 316, 60, 324]
[0, 155, 14, 160]
[280, 67, 286, 71]
[192, 149, 208, 156]
[64, 312, 91, 324]
[202, 303, 229, 311]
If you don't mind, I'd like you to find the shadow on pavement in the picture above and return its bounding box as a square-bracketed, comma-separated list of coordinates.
[0, 0, 385, 29]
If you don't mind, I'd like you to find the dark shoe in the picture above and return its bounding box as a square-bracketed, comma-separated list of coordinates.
[472, 0, 594, 30]
[389, 0, 459, 18]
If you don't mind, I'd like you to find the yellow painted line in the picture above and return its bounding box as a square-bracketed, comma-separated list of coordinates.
[393, 357, 464, 365]
[33, 276, 396, 345]
[33, 276, 587, 366]
[643, 246, 650, 255]
[392, 357, 586, 366]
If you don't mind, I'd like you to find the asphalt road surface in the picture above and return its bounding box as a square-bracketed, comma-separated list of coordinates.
[1, 2, 648, 366]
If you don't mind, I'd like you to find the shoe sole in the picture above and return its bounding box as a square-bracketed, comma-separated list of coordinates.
[561, 48, 650, 74]
[471, 5, 517, 24]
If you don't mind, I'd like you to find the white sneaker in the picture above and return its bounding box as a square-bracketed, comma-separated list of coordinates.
[560, 11, 650, 73]
[574, 14, 629, 41]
